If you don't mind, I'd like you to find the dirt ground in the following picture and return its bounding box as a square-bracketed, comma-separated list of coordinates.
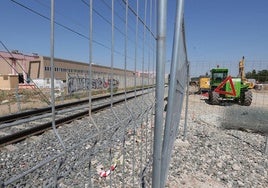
[166, 89, 268, 188]
[0, 88, 267, 187]
[0, 90, 90, 116]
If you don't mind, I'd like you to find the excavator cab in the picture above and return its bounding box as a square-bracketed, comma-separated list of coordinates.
[210, 68, 228, 89]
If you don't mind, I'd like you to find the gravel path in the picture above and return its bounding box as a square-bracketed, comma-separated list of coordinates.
[167, 93, 268, 188]
[0, 93, 155, 187]
[0, 91, 267, 187]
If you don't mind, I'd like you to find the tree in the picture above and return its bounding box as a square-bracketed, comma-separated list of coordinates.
[246, 69, 268, 83]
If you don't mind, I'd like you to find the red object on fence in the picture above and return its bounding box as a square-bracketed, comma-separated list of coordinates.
[100, 170, 111, 177]
[110, 164, 117, 171]
[99, 163, 117, 178]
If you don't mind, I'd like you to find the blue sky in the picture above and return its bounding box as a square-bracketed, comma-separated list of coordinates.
[184, 0, 268, 61]
[184, 0, 268, 76]
[1, 0, 268, 75]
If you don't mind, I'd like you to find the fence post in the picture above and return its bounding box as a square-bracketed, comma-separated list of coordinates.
[152, 0, 167, 187]
[88, 0, 93, 117]
[15, 86, 21, 112]
[183, 62, 190, 141]
[160, 0, 185, 187]
[264, 136, 268, 155]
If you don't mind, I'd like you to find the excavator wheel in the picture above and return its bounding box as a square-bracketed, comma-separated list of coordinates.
[240, 90, 252, 106]
[209, 91, 220, 105]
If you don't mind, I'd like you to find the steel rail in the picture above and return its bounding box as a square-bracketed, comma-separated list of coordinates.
[0, 92, 144, 147]
[0, 86, 153, 124]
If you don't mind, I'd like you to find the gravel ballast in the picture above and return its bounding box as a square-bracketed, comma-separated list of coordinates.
[0, 91, 268, 187]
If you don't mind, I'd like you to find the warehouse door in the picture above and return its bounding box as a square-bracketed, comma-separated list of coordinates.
[28, 61, 41, 79]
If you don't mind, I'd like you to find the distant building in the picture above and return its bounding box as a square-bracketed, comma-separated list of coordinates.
[0, 75, 18, 90]
[0, 51, 136, 89]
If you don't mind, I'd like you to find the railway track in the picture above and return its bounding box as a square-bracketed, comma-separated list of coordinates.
[0, 88, 153, 147]
[0, 88, 149, 124]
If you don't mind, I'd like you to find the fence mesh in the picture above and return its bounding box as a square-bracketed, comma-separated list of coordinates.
[1, 0, 268, 187]
[1, 0, 157, 187]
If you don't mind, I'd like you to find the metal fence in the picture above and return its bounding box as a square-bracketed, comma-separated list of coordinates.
[1, 0, 188, 187]
[1, 0, 267, 187]
[153, 0, 188, 187]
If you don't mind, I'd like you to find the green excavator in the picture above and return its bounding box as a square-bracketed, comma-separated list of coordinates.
[208, 58, 252, 106]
